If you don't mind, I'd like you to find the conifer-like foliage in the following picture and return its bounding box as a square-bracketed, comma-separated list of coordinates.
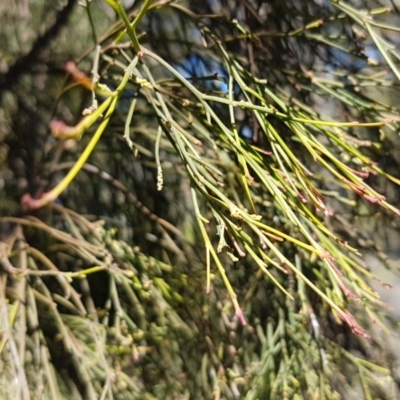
[1, 0, 400, 398]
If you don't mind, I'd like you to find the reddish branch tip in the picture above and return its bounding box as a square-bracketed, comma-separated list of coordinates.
[21, 193, 42, 210]
[64, 61, 76, 73]
[297, 193, 308, 203]
[340, 311, 370, 339]
[64, 61, 92, 89]
[49, 119, 82, 140]
[49, 120, 67, 137]
[339, 280, 360, 301]
[21, 192, 57, 210]
[236, 309, 247, 326]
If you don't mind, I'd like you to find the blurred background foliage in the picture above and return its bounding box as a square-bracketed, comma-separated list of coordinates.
[2, 0, 400, 399]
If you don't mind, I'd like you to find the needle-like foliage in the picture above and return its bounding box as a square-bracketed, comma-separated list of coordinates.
[1, 0, 400, 399]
